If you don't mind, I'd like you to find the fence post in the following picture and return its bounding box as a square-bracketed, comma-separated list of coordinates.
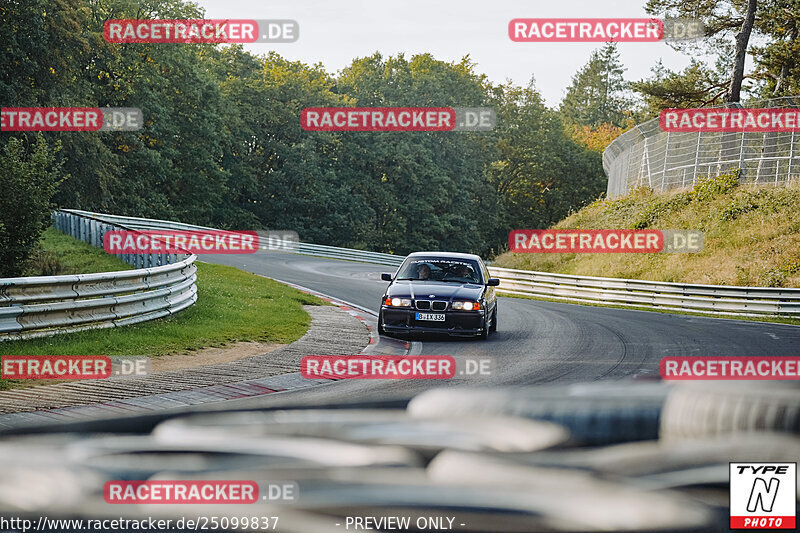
[756, 132, 766, 183]
[738, 131, 746, 174]
[788, 131, 796, 184]
[662, 132, 670, 189]
[693, 131, 702, 184]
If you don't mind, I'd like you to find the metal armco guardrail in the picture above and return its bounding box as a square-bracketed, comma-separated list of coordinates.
[489, 267, 800, 318]
[0, 211, 197, 341]
[52, 210, 800, 319]
[60, 209, 407, 267]
[4, 208, 796, 343]
[603, 96, 800, 198]
[53, 210, 800, 319]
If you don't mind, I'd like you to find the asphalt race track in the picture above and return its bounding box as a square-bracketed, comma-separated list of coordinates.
[204, 251, 800, 404]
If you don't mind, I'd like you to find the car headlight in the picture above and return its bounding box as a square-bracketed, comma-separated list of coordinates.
[384, 297, 412, 307]
[452, 301, 481, 310]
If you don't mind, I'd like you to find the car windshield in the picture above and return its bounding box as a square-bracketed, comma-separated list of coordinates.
[396, 258, 482, 283]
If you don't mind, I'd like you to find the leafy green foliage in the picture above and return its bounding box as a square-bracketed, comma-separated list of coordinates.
[751, 0, 800, 97]
[488, 82, 606, 246]
[640, 0, 800, 107]
[560, 43, 631, 128]
[691, 171, 740, 202]
[2, 0, 608, 268]
[632, 60, 728, 118]
[0, 137, 64, 277]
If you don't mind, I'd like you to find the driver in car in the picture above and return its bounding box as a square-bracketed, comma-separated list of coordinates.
[417, 263, 431, 280]
[454, 264, 474, 281]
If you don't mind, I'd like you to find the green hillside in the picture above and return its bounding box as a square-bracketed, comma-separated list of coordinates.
[494, 173, 800, 289]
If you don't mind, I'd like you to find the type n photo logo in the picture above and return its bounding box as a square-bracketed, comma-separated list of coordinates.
[730, 463, 796, 529]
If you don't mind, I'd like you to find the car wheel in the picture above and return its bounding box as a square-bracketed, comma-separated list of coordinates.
[377, 316, 386, 336]
[489, 308, 497, 333]
[479, 316, 489, 340]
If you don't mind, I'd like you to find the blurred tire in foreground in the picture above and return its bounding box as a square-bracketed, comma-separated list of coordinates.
[408, 382, 670, 445]
[660, 382, 800, 440]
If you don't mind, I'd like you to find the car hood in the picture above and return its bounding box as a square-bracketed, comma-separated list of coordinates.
[386, 281, 484, 300]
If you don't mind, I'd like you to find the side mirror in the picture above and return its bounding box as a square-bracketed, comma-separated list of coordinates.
[381, 273, 393, 282]
[487, 278, 500, 286]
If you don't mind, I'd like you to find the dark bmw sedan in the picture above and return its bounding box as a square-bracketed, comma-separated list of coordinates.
[378, 252, 499, 339]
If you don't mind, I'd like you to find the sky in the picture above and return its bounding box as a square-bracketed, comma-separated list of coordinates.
[194, 0, 700, 107]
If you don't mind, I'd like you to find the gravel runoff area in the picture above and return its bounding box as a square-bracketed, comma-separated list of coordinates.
[0, 305, 369, 422]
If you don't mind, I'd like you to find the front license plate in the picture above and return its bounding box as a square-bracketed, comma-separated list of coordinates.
[416, 313, 445, 322]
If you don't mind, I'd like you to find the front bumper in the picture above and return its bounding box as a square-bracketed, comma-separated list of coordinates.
[380, 306, 486, 337]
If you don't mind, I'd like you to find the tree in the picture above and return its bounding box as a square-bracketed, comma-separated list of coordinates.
[632, 59, 728, 117]
[751, 0, 800, 97]
[0, 0, 614, 264]
[560, 43, 631, 128]
[726, 0, 758, 102]
[490, 81, 605, 239]
[333, 53, 499, 255]
[567, 121, 636, 153]
[644, 0, 762, 104]
[0, 137, 64, 277]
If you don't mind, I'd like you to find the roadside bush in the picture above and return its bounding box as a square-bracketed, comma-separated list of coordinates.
[721, 191, 760, 221]
[691, 170, 740, 203]
[0, 136, 64, 277]
[632, 192, 692, 229]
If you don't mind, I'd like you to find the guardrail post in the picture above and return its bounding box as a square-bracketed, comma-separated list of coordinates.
[100, 223, 108, 249]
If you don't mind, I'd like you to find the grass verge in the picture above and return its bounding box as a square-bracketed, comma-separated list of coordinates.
[494, 173, 800, 288]
[492, 173, 800, 326]
[22, 227, 134, 276]
[1, 230, 324, 391]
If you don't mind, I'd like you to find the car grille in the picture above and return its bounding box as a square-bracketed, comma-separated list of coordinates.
[414, 300, 449, 311]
